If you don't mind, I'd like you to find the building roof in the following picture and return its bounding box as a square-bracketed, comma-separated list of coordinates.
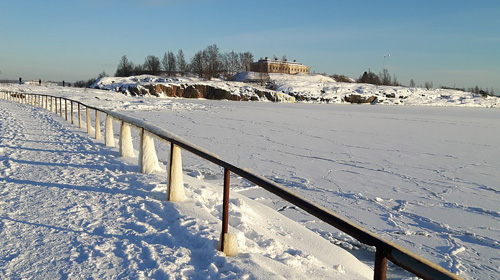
[253, 58, 308, 67]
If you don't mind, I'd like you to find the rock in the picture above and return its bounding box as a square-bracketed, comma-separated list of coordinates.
[184, 85, 204, 98]
[344, 94, 378, 104]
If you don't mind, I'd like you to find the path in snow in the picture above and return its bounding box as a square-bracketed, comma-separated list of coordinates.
[0, 99, 217, 278]
[0, 99, 373, 279]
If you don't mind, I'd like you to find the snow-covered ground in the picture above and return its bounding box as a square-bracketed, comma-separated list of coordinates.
[0, 97, 372, 279]
[2, 78, 499, 279]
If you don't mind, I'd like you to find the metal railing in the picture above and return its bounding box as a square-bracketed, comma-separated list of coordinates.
[0, 91, 463, 280]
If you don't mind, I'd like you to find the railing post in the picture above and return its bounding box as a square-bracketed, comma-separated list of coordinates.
[221, 168, 230, 250]
[167, 144, 185, 202]
[78, 103, 82, 128]
[45, 96, 48, 110]
[119, 121, 135, 157]
[86, 107, 92, 135]
[59, 98, 63, 117]
[65, 99, 68, 121]
[71, 101, 74, 124]
[55, 97, 58, 113]
[139, 129, 160, 174]
[374, 247, 388, 280]
[95, 110, 101, 140]
[105, 114, 115, 147]
[219, 168, 238, 256]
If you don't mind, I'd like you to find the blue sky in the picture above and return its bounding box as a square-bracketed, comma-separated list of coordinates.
[1, 0, 499, 92]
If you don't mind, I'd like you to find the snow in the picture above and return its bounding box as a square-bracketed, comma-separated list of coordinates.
[91, 72, 500, 107]
[0, 95, 372, 278]
[2, 76, 500, 279]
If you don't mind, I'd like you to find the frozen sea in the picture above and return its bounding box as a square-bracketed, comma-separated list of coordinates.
[120, 100, 500, 279]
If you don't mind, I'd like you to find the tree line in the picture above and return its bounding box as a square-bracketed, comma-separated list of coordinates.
[354, 69, 495, 96]
[356, 69, 401, 86]
[115, 44, 254, 80]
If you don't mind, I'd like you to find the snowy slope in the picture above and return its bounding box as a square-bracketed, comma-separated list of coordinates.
[0, 98, 372, 278]
[236, 72, 499, 107]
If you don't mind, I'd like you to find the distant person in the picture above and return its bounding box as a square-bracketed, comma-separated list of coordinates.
[19, 77, 22, 84]
[63, 80, 65, 87]
[39, 79, 41, 86]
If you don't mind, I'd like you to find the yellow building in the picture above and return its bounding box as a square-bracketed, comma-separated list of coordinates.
[250, 57, 310, 74]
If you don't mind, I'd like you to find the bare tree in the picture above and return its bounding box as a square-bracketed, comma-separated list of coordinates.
[190, 50, 205, 78]
[144, 55, 161, 75]
[97, 71, 108, 79]
[115, 55, 134, 77]
[177, 49, 187, 75]
[392, 74, 399, 86]
[409, 79, 416, 87]
[162, 52, 169, 74]
[203, 44, 221, 79]
[239, 52, 254, 72]
[163, 51, 177, 76]
[168, 52, 176, 75]
[379, 69, 391, 86]
[221, 50, 240, 79]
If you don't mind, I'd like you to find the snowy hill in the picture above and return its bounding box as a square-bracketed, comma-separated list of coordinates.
[89, 72, 500, 107]
[237, 72, 500, 107]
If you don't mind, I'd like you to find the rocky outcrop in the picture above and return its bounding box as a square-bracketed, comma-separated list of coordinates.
[106, 81, 292, 103]
[154, 84, 242, 101]
[344, 94, 378, 104]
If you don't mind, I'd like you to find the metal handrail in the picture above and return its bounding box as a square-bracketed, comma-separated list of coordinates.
[0, 91, 463, 280]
